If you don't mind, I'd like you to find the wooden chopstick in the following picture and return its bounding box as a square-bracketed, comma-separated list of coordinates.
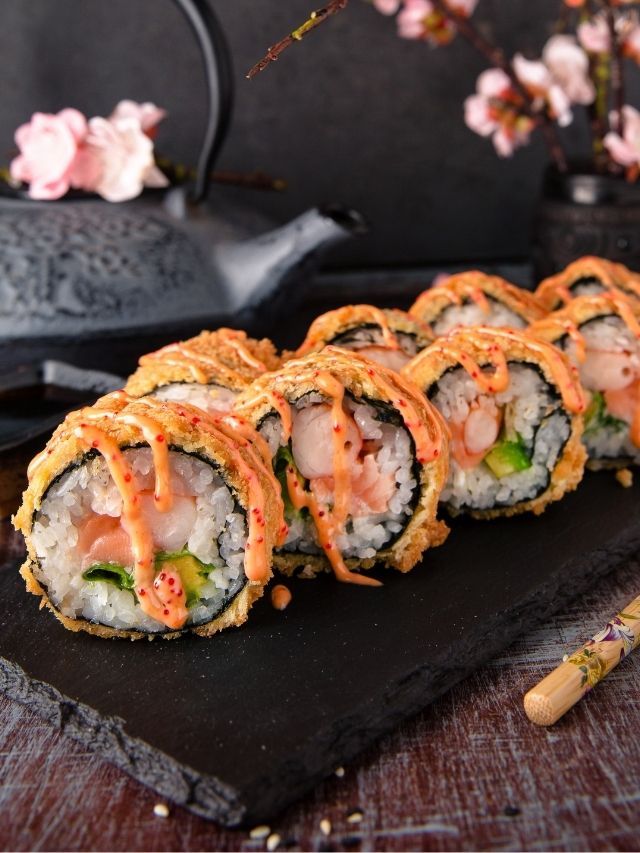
[524, 594, 640, 726]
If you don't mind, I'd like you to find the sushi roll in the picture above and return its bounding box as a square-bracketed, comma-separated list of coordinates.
[530, 294, 640, 468]
[409, 271, 546, 336]
[535, 256, 640, 312]
[294, 304, 433, 371]
[234, 347, 450, 585]
[125, 328, 281, 415]
[402, 326, 586, 518]
[13, 393, 285, 639]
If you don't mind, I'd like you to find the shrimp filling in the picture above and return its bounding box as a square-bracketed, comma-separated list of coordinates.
[329, 325, 422, 371]
[561, 315, 640, 464]
[430, 363, 571, 511]
[31, 447, 248, 632]
[433, 296, 526, 336]
[259, 393, 419, 562]
[151, 382, 238, 415]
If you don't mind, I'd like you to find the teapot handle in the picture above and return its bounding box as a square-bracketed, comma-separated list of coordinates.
[172, 0, 234, 203]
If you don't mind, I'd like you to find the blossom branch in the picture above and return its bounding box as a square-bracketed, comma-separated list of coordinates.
[604, 0, 625, 138]
[430, 0, 568, 171]
[246, 0, 349, 79]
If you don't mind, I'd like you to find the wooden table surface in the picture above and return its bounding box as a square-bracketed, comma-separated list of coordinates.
[1, 506, 639, 851]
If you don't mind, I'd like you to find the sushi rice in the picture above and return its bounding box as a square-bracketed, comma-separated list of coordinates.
[31, 448, 248, 633]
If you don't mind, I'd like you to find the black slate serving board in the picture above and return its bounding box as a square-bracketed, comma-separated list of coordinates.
[1, 472, 639, 826]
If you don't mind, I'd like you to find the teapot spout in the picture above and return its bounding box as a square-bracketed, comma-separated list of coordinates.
[214, 204, 367, 312]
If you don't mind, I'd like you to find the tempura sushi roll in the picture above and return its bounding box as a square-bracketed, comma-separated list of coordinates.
[13, 393, 284, 639]
[535, 256, 640, 311]
[294, 304, 433, 371]
[409, 272, 546, 335]
[402, 327, 586, 518]
[530, 294, 640, 468]
[125, 328, 281, 414]
[234, 347, 449, 584]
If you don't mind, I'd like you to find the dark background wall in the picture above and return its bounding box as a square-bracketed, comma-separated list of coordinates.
[0, 0, 598, 268]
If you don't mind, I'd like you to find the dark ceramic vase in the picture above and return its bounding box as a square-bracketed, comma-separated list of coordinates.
[532, 168, 640, 281]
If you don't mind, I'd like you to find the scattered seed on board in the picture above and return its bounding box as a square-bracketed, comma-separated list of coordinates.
[250, 825, 271, 840]
[334, 766, 345, 778]
[347, 810, 363, 824]
[266, 832, 281, 851]
[153, 803, 170, 818]
[320, 818, 332, 836]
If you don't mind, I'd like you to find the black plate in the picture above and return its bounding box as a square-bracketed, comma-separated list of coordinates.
[1, 471, 638, 826]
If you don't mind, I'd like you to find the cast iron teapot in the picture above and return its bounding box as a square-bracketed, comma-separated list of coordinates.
[0, 0, 364, 373]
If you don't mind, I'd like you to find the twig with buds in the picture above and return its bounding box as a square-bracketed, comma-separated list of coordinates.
[246, 0, 349, 80]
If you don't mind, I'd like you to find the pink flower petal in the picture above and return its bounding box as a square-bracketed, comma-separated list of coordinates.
[372, 0, 401, 14]
[58, 108, 88, 143]
[604, 131, 638, 166]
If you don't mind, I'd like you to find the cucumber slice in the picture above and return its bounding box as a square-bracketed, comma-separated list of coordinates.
[84, 550, 220, 607]
[82, 562, 135, 591]
[584, 391, 627, 436]
[484, 436, 532, 479]
[155, 551, 219, 607]
[274, 444, 308, 519]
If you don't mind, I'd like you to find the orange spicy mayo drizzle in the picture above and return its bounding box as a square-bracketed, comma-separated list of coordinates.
[141, 330, 267, 387]
[73, 422, 188, 630]
[530, 318, 588, 365]
[141, 395, 286, 577]
[413, 276, 491, 318]
[141, 344, 210, 383]
[605, 293, 640, 338]
[236, 388, 293, 443]
[489, 327, 586, 413]
[297, 306, 402, 355]
[433, 338, 510, 396]
[216, 328, 269, 372]
[273, 350, 444, 587]
[186, 415, 278, 583]
[361, 306, 401, 350]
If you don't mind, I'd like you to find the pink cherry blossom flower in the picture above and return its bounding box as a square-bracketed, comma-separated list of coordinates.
[604, 105, 640, 171]
[464, 68, 534, 157]
[448, 0, 478, 15]
[397, 0, 456, 44]
[10, 108, 88, 200]
[372, 0, 401, 13]
[577, 15, 610, 53]
[79, 116, 168, 203]
[513, 54, 573, 126]
[543, 35, 595, 105]
[109, 100, 167, 136]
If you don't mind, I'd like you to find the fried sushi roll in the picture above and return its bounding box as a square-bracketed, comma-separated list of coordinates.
[294, 305, 433, 371]
[535, 256, 640, 312]
[409, 272, 546, 335]
[402, 327, 586, 518]
[234, 347, 449, 585]
[125, 328, 281, 415]
[13, 393, 285, 639]
[530, 294, 640, 468]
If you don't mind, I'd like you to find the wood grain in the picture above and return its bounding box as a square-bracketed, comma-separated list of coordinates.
[1, 514, 639, 851]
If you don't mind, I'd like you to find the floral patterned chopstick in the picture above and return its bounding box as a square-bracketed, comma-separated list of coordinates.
[524, 597, 640, 726]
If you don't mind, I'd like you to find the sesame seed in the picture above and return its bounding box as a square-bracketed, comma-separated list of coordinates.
[153, 803, 170, 818]
[249, 825, 271, 840]
[320, 818, 332, 836]
[347, 810, 363, 824]
[334, 766, 345, 778]
[266, 832, 281, 851]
